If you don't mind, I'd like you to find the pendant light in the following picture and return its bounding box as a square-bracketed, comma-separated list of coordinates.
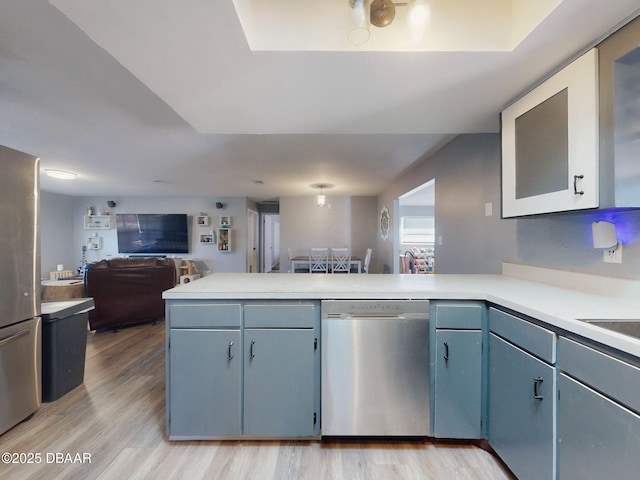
[317, 185, 327, 207]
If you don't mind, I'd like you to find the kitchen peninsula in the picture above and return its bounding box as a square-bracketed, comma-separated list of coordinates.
[164, 265, 640, 480]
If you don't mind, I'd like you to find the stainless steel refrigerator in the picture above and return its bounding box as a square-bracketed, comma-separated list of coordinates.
[0, 145, 41, 436]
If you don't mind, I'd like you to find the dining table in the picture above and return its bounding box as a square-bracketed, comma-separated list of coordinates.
[290, 255, 362, 273]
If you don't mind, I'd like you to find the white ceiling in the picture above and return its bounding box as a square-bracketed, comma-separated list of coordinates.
[1, 0, 639, 201]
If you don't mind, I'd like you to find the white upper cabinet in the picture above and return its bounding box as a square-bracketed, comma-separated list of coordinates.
[501, 49, 599, 218]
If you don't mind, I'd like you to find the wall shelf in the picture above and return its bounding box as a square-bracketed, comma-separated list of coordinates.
[217, 228, 231, 252]
[86, 236, 103, 250]
[84, 214, 111, 229]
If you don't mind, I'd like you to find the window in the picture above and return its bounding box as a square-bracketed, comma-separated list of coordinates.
[401, 216, 434, 245]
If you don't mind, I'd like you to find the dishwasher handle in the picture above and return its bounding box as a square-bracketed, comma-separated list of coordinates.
[347, 313, 406, 320]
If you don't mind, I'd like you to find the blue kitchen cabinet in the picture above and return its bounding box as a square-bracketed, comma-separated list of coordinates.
[434, 329, 482, 438]
[243, 302, 320, 438]
[243, 328, 317, 437]
[167, 303, 243, 439]
[488, 307, 557, 480]
[432, 302, 484, 439]
[558, 337, 640, 479]
[166, 301, 320, 439]
[169, 328, 242, 438]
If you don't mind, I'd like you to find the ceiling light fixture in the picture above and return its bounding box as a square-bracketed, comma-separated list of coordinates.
[348, 0, 370, 46]
[44, 169, 77, 180]
[312, 183, 333, 207]
[370, 0, 429, 27]
[349, 0, 430, 45]
[317, 186, 327, 207]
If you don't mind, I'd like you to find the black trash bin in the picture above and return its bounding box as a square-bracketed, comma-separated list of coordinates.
[41, 298, 95, 402]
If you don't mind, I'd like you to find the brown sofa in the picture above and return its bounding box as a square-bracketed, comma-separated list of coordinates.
[84, 257, 177, 331]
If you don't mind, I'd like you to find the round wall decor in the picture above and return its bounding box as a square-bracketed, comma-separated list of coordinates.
[379, 205, 390, 241]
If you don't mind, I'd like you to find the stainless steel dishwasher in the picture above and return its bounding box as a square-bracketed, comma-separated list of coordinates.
[321, 300, 430, 436]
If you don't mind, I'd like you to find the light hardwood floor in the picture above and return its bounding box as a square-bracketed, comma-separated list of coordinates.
[0, 321, 514, 480]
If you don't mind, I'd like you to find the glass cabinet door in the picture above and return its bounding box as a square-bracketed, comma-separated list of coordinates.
[613, 47, 640, 206]
[501, 49, 599, 217]
[596, 15, 640, 209]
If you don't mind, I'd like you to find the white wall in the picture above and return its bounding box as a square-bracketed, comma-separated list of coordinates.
[279, 195, 378, 272]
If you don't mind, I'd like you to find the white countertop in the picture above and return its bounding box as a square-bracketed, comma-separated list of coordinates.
[163, 268, 640, 358]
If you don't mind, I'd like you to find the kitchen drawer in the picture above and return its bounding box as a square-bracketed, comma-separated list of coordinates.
[489, 307, 556, 364]
[169, 303, 241, 328]
[558, 337, 640, 414]
[434, 302, 483, 329]
[244, 303, 317, 328]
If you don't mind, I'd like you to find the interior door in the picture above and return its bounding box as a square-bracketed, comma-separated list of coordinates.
[246, 209, 258, 273]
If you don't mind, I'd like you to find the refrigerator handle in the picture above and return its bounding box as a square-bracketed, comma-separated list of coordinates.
[0, 329, 30, 347]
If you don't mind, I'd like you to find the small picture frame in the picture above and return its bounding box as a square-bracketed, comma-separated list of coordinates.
[199, 233, 214, 244]
[197, 215, 209, 226]
[220, 216, 231, 227]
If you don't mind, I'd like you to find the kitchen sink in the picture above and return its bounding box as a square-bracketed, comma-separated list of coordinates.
[579, 319, 640, 340]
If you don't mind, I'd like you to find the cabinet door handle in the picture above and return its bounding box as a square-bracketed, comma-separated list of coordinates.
[573, 175, 584, 195]
[250, 340, 255, 359]
[533, 376, 544, 400]
[443, 341, 449, 361]
[228, 341, 234, 360]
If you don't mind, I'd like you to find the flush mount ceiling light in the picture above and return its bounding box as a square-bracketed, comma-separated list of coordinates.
[44, 169, 77, 180]
[349, 0, 430, 45]
[311, 183, 333, 207]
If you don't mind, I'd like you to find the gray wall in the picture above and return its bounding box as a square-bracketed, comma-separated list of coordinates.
[41, 191, 76, 278]
[279, 195, 378, 272]
[515, 207, 640, 278]
[41, 193, 379, 277]
[379, 133, 640, 280]
[41, 195, 251, 277]
[41, 134, 640, 280]
[379, 134, 515, 274]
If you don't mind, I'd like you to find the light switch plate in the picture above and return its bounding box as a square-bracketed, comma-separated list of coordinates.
[485, 202, 493, 217]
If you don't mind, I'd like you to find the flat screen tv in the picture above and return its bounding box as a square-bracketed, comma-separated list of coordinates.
[116, 213, 189, 254]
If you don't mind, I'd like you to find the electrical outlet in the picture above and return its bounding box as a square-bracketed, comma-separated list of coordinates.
[603, 243, 622, 264]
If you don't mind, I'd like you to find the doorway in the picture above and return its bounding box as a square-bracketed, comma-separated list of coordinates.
[261, 214, 280, 272]
[396, 179, 435, 274]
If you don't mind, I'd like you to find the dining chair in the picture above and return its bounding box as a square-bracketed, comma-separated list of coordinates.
[289, 247, 309, 273]
[309, 247, 329, 273]
[331, 248, 351, 274]
[363, 248, 372, 274]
